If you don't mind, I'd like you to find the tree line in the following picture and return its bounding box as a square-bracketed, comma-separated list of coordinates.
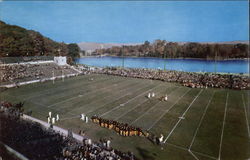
[0, 21, 80, 62]
[93, 40, 249, 59]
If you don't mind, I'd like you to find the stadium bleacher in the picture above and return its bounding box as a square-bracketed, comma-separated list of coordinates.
[79, 66, 249, 90]
[0, 63, 79, 85]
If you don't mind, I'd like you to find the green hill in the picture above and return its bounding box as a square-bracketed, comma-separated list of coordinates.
[0, 21, 79, 60]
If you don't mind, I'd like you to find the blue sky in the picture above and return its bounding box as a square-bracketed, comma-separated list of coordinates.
[0, 1, 249, 43]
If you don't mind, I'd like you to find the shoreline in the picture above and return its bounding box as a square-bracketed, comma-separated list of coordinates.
[76, 64, 249, 76]
[79, 55, 249, 61]
[75, 63, 249, 76]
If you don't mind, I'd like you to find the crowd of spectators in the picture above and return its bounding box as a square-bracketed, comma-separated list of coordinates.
[0, 102, 138, 160]
[0, 63, 79, 85]
[62, 138, 136, 160]
[2, 60, 247, 90]
[0, 106, 66, 159]
[78, 66, 249, 90]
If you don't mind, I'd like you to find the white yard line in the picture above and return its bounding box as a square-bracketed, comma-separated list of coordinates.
[189, 150, 200, 160]
[60, 115, 80, 121]
[49, 79, 133, 109]
[114, 96, 153, 121]
[242, 94, 250, 138]
[165, 142, 217, 160]
[99, 84, 162, 117]
[218, 92, 229, 160]
[115, 84, 173, 121]
[192, 150, 217, 160]
[129, 86, 180, 125]
[48, 96, 82, 108]
[147, 88, 191, 130]
[189, 91, 215, 150]
[67, 83, 153, 116]
[66, 81, 145, 114]
[4, 94, 47, 108]
[86, 83, 150, 115]
[23, 75, 109, 101]
[163, 89, 203, 143]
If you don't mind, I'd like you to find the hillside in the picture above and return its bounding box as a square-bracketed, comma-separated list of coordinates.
[93, 40, 249, 59]
[0, 21, 69, 57]
[176, 41, 249, 45]
[78, 42, 142, 51]
[1, 21, 248, 60]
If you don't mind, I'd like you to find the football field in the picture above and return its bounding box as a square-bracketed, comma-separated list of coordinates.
[1, 74, 249, 160]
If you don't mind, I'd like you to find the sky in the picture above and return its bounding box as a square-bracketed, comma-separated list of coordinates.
[0, 1, 249, 44]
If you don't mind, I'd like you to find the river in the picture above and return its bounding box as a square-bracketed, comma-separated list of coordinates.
[76, 56, 249, 74]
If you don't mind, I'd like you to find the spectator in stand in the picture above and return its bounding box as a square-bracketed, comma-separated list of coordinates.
[78, 66, 249, 90]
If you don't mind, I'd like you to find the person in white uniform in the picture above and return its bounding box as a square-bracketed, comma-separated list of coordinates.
[164, 95, 168, 101]
[107, 140, 111, 149]
[49, 112, 52, 118]
[52, 117, 55, 124]
[85, 116, 88, 123]
[148, 93, 151, 98]
[88, 139, 92, 145]
[152, 92, 155, 97]
[47, 117, 50, 124]
[81, 114, 85, 121]
[159, 134, 164, 144]
[56, 114, 59, 121]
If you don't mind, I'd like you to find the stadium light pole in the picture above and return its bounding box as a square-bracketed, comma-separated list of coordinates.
[62, 69, 64, 82]
[58, 49, 61, 56]
[122, 51, 125, 68]
[164, 52, 167, 71]
[214, 46, 218, 74]
[52, 70, 55, 84]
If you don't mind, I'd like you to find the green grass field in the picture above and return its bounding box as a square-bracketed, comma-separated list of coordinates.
[1, 74, 249, 160]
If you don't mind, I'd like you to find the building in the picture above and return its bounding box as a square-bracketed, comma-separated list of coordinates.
[54, 56, 67, 65]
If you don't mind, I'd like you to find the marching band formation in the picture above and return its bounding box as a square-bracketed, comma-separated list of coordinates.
[91, 115, 144, 137]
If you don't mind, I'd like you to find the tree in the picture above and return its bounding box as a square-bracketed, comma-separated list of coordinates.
[67, 43, 80, 59]
[0, 21, 70, 57]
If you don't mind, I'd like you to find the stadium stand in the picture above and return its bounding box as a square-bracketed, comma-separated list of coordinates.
[77, 66, 249, 90]
[0, 56, 54, 64]
[0, 63, 80, 85]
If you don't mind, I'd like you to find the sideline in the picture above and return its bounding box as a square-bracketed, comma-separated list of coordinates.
[22, 114, 86, 142]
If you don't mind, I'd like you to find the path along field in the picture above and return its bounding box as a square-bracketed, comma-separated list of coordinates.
[0, 74, 249, 160]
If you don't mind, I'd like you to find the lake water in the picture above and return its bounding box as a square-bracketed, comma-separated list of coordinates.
[76, 56, 249, 74]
